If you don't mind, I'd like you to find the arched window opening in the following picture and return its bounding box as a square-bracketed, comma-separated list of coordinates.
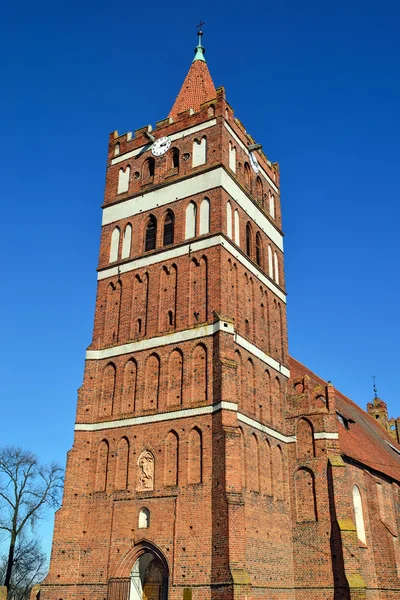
[114, 142, 120, 156]
[244, 162, 251, 187]
[295, 468, 317, 522]
[192, 137, 207, 167]
[137, 318, 142, 334]
[138, 507, 150, 528]
[188, 428, 203, 484]
[170, 147, 179, 170]
[207, 104, 215, 117]
[274, 251, 280, 285]
[118, 166, 130, 194]
[199, 197, 210, 235]
[115, 437, 129, 490]
[145, 216, 157, 251]
[256, 177, 263, 202]
[185, 202, 197, 239]
[234, 210, 240, 246]
[129, 551, 168, 600]
[226, 201, 233, 239]
[296, 418, 315, 458]
[165, 431, 179, 486]
[229, 142, 236, 173]
[168, 349, 183, 406]
[143, 157, 155, 179]
[95, 440, 109, 492]
[109, 227, 120, 263]
[168, 310, 174, 327]
[270, 194, 275, 219]
[246, 223, 252, 258]
[268, 245, 273, 278]
[121, 224, 132, 259]
[353, 485, 367, 544]
[256, 232, 262, 267]
[163, 211, 174, 246]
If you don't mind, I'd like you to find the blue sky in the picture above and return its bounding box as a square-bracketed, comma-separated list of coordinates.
[1, 0, 399, 558]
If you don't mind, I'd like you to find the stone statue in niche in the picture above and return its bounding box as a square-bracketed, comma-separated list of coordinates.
[137, 450, 154, 491]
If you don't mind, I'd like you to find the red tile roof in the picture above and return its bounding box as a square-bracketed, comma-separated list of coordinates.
[169, 60, 217, 120]
[289, 356, 400, 482]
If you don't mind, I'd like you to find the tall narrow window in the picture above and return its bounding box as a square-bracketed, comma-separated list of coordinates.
[256, 177, 263, 202]
[185, 202, 197, 239]
[118, 166, 130, 194]
[199, 198, 210, 235]
[353, 485, 366, 544]
[192, 137, 207, 167]
[244, 162, 251, 187]
[255, 232, 262, 267]
[268, 245, 273, 278]
[229, 142, 236, 172]
[114, 143, 120, 156]
[170, 147, 179, 170]
[143, 157, 155, 179]
[234, 210, 240, 245]
[109, 227, 120, 263]
[145, 216, 157, 251]
[274, 251, 280, 285]
[121, 224, 132, 259]
[226, 201, 233, 239]
[246, 223, 252, 258]
[270, 194, 275, 219]
[163, 211, 174, 246]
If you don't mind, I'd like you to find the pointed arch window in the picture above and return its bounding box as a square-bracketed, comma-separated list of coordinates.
[145, 216, 157, 251]
[270, 194, 275, 219]
[170, 147, 179, 170]
[143, 157, 155, 180]
[109, 227, 120, 263]
[121, 224, 132, 259]
[274, 251, 280, 285]
[244, 162, 251, 187]
[246, 222, 252, 258]
[255, 232, 262, 267]
[199, 198, 210, 235]
[256, 177, 263, 202]
[185, 202, 197, 239]
[163, 211, 174, 246]
[353, 485, 367, 544]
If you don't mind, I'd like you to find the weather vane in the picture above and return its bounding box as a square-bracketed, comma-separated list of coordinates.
[196, 21, 206, 31]
[372, 375, 378, 399]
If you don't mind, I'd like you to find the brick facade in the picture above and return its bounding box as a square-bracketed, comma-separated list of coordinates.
[41, 37, 400, 600]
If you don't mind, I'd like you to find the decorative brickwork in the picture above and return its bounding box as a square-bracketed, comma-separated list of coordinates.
[41, 36, 400, 600]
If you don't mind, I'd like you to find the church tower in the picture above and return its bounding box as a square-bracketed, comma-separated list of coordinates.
[42, 31, 294, 600]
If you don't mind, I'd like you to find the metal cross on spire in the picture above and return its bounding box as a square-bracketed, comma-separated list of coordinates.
[372, 375, 378, 399]
[193, 21, 206, 63]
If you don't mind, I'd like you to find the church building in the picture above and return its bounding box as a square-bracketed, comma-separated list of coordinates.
[41, 32, 400, 600]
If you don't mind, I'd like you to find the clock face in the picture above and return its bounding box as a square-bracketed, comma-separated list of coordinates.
[151, 136, 172, 157]
[249, 151, 260, 173]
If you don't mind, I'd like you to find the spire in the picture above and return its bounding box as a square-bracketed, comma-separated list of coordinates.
[169, 26, 217, 120]
[193, 26, 206, 62]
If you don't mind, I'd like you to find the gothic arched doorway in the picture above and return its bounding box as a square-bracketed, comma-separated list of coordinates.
[130, 551, 168, 600]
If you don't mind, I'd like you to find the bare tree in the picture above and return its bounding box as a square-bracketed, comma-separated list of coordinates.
[0, 536, 47, 600]
[0, 446, 63, 594]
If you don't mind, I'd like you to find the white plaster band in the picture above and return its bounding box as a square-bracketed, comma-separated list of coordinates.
[75, 401, 237, 431]
[101, 167, 284, 251]
[111, 120, 217, 166]
[314, 432, 339, 440]
[75, 402, 295, 444]
[237, 413, 296, 444]
[235, 333, 290, 379]
[223, 122, 279, 194]
[86, 321, 234, 360]
[98, 234, 286, 303]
